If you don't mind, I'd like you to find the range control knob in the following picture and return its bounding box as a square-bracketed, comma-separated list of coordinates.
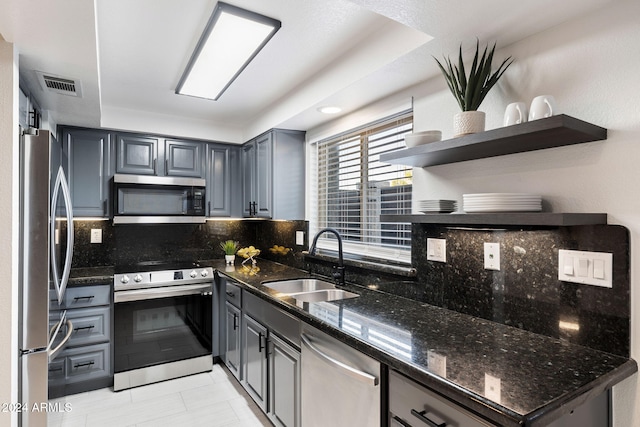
[190, 270, 198, 278]
[134, 274, 143, 283]
[120, 275, 130, 284]
[200, 270, 209, 277]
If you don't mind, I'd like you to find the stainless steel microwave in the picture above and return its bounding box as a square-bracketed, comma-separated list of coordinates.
[112, 174, 206, 224]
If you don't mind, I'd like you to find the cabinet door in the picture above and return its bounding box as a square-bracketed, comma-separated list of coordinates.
[165, 139, 204, 178]
[255, 132, 273, 218]
[116, 134, 159, 175]
[207, 144, 231, 216]
[63, 128, 112, 217]
[269, 334, 300, 427]
[225, 302, 242, 380]
[242, 141, 256, 216]
[243, 314, 268, 411]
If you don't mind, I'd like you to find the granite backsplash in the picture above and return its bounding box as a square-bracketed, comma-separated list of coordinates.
[72, 219, 630, 357]
[72, 219, 309, 270]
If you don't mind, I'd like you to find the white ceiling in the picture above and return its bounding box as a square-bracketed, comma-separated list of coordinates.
[0, 0, 614, 143]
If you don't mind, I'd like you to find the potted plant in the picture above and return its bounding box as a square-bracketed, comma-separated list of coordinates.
[434, 40, 513, 136]
[220, 240, 239, 265]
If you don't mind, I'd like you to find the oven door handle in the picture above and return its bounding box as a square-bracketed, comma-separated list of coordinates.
[114, 283, 212, 303]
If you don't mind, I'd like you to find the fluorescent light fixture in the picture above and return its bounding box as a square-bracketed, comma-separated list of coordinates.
[176, 2, 281, 101]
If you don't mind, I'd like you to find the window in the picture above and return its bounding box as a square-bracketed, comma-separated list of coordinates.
[311, 111, 413, 263]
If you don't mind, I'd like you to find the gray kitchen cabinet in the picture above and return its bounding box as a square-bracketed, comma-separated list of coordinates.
[242, 313, 268, 412]
[225, 301, 242, 380]
[62, 127, 114, 217]
[242, 129, 305, 219]
[165, 138, 205, 178]
[49, 284, 112, 398]
[117, 134, 206, 178]
[116, 133, 159, 175]
[207, 143, 231, 216]
[268, 334, 301, 427]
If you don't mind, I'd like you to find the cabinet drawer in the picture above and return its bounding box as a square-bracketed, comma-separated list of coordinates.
[53, 284, 111, 309]
[61, 343, 111, 384]
[225, 281, 242, 308]
[48, 359, 66, 381]
[64, 306, 111, 347]
[389, 370, 496, 427]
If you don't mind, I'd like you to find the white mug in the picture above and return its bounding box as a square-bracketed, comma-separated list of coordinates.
[503, 102, 528, 126]
[529, 95, 557, 120]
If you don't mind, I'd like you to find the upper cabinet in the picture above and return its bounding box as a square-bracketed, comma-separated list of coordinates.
[380, 115, 607, 168]
[62, 127, 114, 218]
[207, 143, 242, 217]
[116, 135, 205, 178]
[242, 129, 305, 220]
[116, 134, 159, 175]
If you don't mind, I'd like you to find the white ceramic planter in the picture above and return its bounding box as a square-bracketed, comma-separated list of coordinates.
[453, 111, 485, 136]
[225, 254, 235, 265]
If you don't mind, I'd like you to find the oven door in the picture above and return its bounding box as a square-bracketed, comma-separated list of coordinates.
[113, 283, 212, 375]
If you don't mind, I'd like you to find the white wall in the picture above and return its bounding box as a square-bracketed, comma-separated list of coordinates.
[307, 1, 640, 424]
[0, 34, 19, 427]
[411, 2, 640, 425]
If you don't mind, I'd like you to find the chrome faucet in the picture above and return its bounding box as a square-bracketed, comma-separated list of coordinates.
[308, 227, 345, 286]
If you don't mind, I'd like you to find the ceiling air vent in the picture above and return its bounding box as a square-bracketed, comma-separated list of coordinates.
[36, 72, 83, 97]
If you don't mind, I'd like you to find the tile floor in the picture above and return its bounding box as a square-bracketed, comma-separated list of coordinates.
[48, 364, 271, 427]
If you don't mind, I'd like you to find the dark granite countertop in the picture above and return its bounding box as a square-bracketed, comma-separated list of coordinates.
[68, 266, 114, 286]
[204, 259, 637, 427]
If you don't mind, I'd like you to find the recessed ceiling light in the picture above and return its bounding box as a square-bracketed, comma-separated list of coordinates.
[318, 106, 342, 114]
[176, 2, 281, 101]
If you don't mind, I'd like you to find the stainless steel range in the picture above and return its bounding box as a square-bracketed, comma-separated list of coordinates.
[113, 261, 214, 391]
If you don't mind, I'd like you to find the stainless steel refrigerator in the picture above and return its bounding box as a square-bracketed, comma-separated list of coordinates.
[18, 128, 75, 427]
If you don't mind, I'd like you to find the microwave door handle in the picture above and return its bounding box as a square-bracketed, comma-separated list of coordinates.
[50, 166, 74, 305]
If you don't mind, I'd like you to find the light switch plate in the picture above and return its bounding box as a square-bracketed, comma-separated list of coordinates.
[484, 242, 500, 270]
[484, 374, 501, 403]
[427, 238, 446, 262]
[558, 249, 612, 288]
[295, 231, 304, 246]
[90, 228, 102, 244]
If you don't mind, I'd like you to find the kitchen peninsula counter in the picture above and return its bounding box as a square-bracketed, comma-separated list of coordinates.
[207, 259, 637, 427]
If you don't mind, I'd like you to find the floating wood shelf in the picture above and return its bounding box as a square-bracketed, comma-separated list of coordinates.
[381, 213, 607, 227]
[380, 115, 607, 167]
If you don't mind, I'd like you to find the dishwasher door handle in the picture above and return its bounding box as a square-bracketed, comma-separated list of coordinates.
[301, 333, 379, 386]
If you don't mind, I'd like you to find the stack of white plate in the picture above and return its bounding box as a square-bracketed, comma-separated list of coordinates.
[462, 193, 542, 213]
[419, 199, 457, 213]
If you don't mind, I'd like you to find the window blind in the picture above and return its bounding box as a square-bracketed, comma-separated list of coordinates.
[311, 110, 413, 263]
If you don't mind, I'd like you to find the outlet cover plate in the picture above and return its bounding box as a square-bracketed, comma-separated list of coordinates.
[427, 238, 446, 262]
[484, 242, 500, 270]
[90, 228, 102, 244]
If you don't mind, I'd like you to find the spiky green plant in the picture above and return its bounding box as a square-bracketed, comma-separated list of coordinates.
[220, 240, 239, 255]
[434, 40, 513, 111]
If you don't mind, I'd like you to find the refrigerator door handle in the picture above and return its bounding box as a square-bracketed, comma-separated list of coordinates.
[48, 315, 74, 362]
[50, 165, 74, 305]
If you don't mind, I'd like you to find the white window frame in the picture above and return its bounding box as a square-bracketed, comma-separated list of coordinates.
[309, 110, 413, 264]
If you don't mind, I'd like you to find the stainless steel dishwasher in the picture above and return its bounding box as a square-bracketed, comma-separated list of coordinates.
[301, 324, 381, 427]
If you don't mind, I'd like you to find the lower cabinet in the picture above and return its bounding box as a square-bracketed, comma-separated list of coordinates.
[221, 282, 301, 427]
[49, 284, 112, 398]
[268, 334, 301, 427]
[224, 301, 242, 380]
[242, 314, 268, 412]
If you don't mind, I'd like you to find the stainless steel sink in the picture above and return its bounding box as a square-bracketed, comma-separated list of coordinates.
[263, 278, 337, 293]
[287, 289, 359, 302]
[263, 278, 359, 302]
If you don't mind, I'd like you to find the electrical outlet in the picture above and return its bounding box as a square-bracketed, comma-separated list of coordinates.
[427, 238, 446, 262]
[90, 228, 102, 244]
[484, 373, 501, 403]
[484, 242, 500, 270]
[296, 231, 304, 246]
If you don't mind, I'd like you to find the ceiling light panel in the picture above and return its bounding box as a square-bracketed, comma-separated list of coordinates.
[176, 2, 281, 101]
